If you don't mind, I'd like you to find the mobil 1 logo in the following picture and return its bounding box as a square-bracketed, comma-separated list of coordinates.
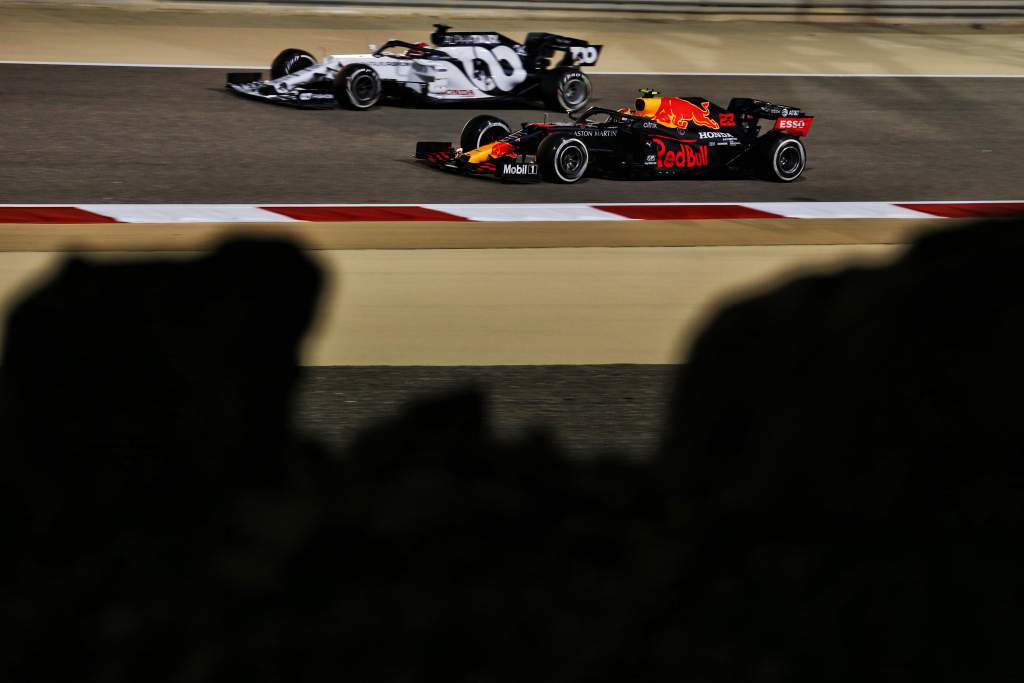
[498, 160, 541, 183]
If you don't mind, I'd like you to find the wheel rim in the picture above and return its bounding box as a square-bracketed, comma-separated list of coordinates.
[561, 78, 587, 108]
[352, 73, 377, 103]
[778, 144, 802, 176]
[560, 146, 584, 176]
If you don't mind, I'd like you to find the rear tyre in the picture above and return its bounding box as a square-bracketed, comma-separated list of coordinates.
[760, 135, 806, 182]
[540, 69, 591, 112]
[537, 135, 589, 183]
[459, 115, 512, 151]
[334, 64, 382, 110]
[270, 49, 316, 79]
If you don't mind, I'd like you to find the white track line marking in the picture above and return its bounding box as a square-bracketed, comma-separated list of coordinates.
[78, 205, 298, 223]
[1, 60, 1021, 78]
[742, 202, 937, 219]
[4, 202, 1022, 223]
[426, 203, 628, 222]
[11, 202, 1024, 207]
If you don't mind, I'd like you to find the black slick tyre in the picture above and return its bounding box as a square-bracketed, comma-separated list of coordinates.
[459, 115, 512, 151]
[270, 49, 316, 79]
[540, 69, 592, 112]
[537, 135, 589, 183]
[760, 135, 806, 182]
[334, 64, 382, 110]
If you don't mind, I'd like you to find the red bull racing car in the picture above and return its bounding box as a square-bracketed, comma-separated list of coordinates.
[415, 89, 814, 183]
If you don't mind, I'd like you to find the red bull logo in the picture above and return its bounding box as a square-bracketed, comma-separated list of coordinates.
[466, 140, 516, 165]
[488, 141, 517, 158]
[636, 97, 720, 130]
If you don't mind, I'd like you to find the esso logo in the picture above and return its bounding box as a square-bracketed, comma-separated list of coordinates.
[777, 118, 807, 129]
[774, 117, 813, 135]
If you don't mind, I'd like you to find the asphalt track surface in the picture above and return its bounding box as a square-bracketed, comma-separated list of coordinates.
[2, 64, 1022, 203]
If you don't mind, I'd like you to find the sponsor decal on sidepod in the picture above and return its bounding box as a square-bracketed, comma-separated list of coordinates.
[654, 99, 720, 130]
[652, 138, 709, 169]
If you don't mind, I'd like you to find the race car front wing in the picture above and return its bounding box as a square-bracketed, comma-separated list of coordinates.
[415, 141, 541, 183]
[226, 72, 337, 109]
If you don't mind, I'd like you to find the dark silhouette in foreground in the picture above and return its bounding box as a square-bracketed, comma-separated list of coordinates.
[3, 223, 1023, 681]
[659, 220, 1024, 681]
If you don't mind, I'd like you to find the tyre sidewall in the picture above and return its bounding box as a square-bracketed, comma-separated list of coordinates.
[539, 136, 589, 183]
[283, 53, 315, 76]
[555, 71, 591, 111]
[271, 49, 316, 79]
[768, 136, 806, 182]
[540, 69, 591, 112]
[460, 116, 511, 151]
[337, 65, 382, 110]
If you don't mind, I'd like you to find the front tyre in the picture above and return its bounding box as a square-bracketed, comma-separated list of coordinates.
[270, 48, 316, 79]
[540, 69, 592, 112]
[334, 64, 382, 110]
[537, 135, 589, 183]
[760, 135, 806, 182]
[459, 115, 512, 151]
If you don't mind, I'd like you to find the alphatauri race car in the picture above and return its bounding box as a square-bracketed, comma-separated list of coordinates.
[226, 24, 601, 111]
[415, 89, 814, 183]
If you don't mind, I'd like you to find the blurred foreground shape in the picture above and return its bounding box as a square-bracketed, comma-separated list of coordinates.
[660, 219, 1024, 681]
[3, 222, 1023, 681]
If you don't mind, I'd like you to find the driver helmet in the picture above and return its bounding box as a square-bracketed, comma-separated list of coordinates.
[406, 41, 428, 57]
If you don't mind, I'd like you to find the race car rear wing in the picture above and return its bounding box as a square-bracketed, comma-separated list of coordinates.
[727, 98, 808, 120]
[728, 98, 814, 136]
[524, 32, 602, 69]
